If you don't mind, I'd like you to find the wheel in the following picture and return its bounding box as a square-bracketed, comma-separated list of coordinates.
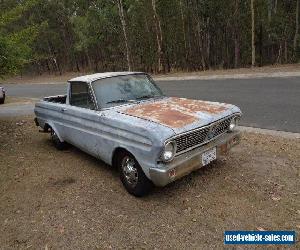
[50, 128, 67, 150]
[0, 94, 5, 104]
[118, 151, 153, 197]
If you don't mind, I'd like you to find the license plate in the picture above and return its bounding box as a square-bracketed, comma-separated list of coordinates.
[202, 147, 217, 166]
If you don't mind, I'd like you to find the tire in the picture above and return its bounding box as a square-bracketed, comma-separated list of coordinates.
[0, 97, 4, 104]
[50, 128, 67, 150]
[117, 151, 153, 197]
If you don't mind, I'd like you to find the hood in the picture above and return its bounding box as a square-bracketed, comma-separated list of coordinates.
[118, 97, 241, 134]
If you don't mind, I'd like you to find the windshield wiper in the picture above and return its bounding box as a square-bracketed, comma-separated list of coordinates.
[136, 95, 155, 100]
[106, 99, 128, 104]
[106, 99, 134, 104]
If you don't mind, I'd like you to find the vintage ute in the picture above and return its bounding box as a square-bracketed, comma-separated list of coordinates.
[34, 72, 242, 196]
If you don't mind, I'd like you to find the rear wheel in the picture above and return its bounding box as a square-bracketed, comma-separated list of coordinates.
[117, 151, 153, 197]
[50, 129, 67, 150]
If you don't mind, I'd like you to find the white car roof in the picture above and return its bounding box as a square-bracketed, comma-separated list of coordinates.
[68, 72, 145, 83]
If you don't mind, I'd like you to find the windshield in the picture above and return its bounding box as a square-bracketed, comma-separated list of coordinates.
[91, 74, 164, 108]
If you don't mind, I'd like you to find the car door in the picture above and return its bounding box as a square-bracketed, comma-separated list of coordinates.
[59, 81, 104, 158]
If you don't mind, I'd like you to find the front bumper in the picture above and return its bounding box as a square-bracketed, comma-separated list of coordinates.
[149, 130, 241, 186]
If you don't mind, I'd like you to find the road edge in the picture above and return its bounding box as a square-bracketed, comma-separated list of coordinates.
[239, 126, 300, 139]
[155, 71, 300, 81]
[2, 70, 300, 85]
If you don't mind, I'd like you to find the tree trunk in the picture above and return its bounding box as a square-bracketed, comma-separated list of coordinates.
[294, 0, 299, 56]
[225, 26, 230, 68]
[196, 21, 206, 70]
[274, 0, 277, 14]
[277, 42, 282, 64]
[85, 50, 92, 70]
[267, 0, 272, 22]
[284, 39, 288, 63]
[206, 17, 210, 69]
[179, 0, 188, 68]
[116, 0, 132, 71]
[259, 22, 263, 67]
[151, 0, 164, 72]
[234, 38, 240, 68]
[46, 41, 61, 74]
[251, 0, 256, 67]
[194, 0, 206, 70]
[76, 59, 80, 72]
[234, 0, 240, 68]
[143, 15, 153, 70]
[53, 58, 62, 75]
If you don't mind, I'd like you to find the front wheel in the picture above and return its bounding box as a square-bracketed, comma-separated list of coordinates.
[118, 152, 153, 197]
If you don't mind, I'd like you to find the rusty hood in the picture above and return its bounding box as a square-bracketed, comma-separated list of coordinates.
[117, 97, 241, 134]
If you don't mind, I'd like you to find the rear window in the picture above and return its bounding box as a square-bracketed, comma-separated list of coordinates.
[70, 82, 95, 109]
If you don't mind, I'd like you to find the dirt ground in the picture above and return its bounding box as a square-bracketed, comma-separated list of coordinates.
[2, 64, 300, 84]
[0, 116, 299, 249]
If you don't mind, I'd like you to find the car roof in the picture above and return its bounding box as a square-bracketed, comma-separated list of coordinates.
[68, 72, 145, 83]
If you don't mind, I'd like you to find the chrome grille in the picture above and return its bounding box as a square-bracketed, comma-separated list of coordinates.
[211, 118, 231, 138]
[174, 116, 232, 154]
[175, 127, 209, 152]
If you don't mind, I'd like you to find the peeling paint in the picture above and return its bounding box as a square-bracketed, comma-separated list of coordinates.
[123, 97, 230, 128]
[169, 97, 228, 114]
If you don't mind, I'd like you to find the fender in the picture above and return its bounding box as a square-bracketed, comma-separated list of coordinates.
[45, 120, 64, 142]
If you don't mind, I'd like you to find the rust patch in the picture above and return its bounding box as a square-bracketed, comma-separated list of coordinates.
[125, 102, 197, 128]
[168, 97, 228, 114]
[123, 97, 229, 128]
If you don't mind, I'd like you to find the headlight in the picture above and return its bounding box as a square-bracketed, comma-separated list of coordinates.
[229, 116, 239, 132]
[161, 141, 176, 162]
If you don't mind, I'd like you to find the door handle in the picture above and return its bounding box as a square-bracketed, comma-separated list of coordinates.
[61, 108, 67, 112]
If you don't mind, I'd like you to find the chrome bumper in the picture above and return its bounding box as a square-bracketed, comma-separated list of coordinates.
[149, 130, 241, 187]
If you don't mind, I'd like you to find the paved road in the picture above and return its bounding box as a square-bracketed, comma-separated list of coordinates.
[1, 77, 300, 132]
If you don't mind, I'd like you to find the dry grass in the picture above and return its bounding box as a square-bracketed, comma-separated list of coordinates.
[0, 116, 299, 249]
[2, 96, 36, 105]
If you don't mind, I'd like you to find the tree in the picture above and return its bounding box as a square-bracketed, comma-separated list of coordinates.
[151, 0, 164, 72]
[0, 0, 300, 77]
[251, 0, 256, 67]
[116, 0, 132, 71]
[0, 0, 40, 77]
[234, 0, 241, 68]
[294, 0, 299, 57]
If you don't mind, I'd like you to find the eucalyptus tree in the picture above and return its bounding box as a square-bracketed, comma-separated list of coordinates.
[0, 0, 299, 77]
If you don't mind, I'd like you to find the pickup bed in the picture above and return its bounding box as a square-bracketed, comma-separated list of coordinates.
[43, 95, 67, 104]
[34, 72, 242, 196]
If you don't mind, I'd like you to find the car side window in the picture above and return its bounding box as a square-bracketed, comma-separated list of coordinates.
[70, 82, 95, 110]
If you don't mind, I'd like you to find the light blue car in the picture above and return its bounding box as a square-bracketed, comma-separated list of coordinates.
[34, 72, 242, 196]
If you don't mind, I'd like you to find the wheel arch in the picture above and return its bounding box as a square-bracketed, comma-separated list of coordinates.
[44, 121, 64, 142]
[111, 147, 133, 168]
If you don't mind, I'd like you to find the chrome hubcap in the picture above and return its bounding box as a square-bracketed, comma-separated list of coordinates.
[121, 156, 138, 187]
